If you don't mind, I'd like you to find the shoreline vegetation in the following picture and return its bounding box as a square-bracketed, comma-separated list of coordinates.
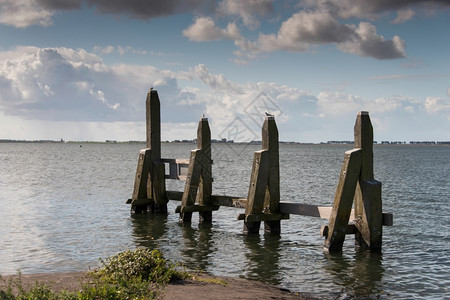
[0, 249, 314, 300]
[1, 139, 449, 145]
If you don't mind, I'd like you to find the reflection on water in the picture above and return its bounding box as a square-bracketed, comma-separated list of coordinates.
[180, 223, 216, 272]
[1, 143, 449, 299]
[131, 214, 169, 249]
[130, 212, 284, 287]
[243, 234, 282, 286]
[325, 251, 385, 299]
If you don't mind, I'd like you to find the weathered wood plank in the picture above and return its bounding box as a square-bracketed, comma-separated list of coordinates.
[146, 90, 161, 161]
[132, 149, 151, 200]
[354, 179, 382, 249]
[163, 190, 393, 224]
[279, 202, 338, 218]
[237, 213, 289, 222]
[320, 224, 357, 237]
[324, 148, 362, 252]
[151, 161, 168, 211]
[262, 116, 280, 213]
[354, 111, 374, 181]
[130, 198, 153, 206]
[382, 212, 393, 226]
[196, 117, 212, 208]
[215, 196, 247, 208]
[181, 149, 202, 207]
[167, 191, 245, 207]
[245, 150, 270, 215]
[175, 204, 219, 213]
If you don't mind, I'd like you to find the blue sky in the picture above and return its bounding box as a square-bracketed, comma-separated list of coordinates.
[0, 0, 449, 143]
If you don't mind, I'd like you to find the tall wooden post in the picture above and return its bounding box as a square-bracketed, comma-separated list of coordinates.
[196, 118, 213, 223]
[177, 116, 217, 223]
[240, 116, 288, 234]
[262, 117, 281, 233]
[353, 112, 382, 250]
[146, 89, 160, 159]
[130, 89, 168, 213]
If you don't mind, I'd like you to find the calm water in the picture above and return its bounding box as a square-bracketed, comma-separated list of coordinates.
[0, 142, 449, 299]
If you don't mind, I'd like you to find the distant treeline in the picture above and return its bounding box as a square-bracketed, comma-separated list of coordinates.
[0, 139, 64, 143]
[1, 139, 449, 145]
[326, 140, 450, 145]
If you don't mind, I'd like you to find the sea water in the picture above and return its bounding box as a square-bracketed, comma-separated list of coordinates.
[0, 142, 449, 299]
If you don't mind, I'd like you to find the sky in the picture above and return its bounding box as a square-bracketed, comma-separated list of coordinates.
[0, 0, 449, 143]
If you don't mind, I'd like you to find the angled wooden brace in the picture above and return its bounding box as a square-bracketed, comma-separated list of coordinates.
[323, 148, 362, 252]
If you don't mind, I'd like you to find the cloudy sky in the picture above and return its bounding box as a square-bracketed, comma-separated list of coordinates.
[0, 0, 449, 143]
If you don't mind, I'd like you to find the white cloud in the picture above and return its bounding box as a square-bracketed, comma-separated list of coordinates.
[317, 91, 362, 116]
[0, 0, 54, 28]
[93, 45, 148, 55]
[93, 45, 116, 55]
[192, 64, 242, 94]
[1, 46, 449, 142]
[424, 97, 450, 113]
[217, 0, 273, 29]
[183, 17, 241, 42]
[392, 8, 416, 23]
[302, 0, 449, 22]
[192, 10, 407, 63]
[0, 46, 179, 122]
[250, 11, 354, 54]
[338, 22, 406, 59]
[367, 96, 419, 113]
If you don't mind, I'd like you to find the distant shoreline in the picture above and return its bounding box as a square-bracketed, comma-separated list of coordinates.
[1, 139, 449, 145]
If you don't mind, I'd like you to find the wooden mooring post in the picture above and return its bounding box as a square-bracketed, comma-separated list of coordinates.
[237, 116, 289, 234]
[321, 111, 388, 252]
[126, 90, 392, 253]
[128, 89, 168, 213]
[175, 116, 219, 223]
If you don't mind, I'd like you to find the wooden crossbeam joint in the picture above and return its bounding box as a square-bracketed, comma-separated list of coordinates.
[237, 213, 289, 222]
[176, 204, 220, 213]
[320, 224, 356, 238]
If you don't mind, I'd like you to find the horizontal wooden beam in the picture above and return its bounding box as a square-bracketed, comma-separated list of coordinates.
[279, 202, 342, 219]
[237, 213, 290, 222]
[167, 190, 246, 208]
[175, 204, 219, 213]
[382, 212, 394, 226]
[320, 224, 356, 238]
[128, 198, 153, 206]
[160, 158, 190, 165]
[163, 190, 393, 225]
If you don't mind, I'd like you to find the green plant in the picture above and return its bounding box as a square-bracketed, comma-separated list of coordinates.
[0, 248, 189, 300]
[0, 274, 75, 300]
[88, 248, 188, 285]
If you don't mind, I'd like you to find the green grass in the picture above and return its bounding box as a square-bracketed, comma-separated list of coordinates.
[0, 248, 189, 300]
[191, 275, 229, 286]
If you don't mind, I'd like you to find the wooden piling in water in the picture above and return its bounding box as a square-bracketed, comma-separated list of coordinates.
[353, 111, 382, 250]
[238, 116, 289, 234]
[176, 117, 218, 223]
[130, 89, 168, 214]
[126, 92, 392, 253]
[322, 111, 384, 252]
